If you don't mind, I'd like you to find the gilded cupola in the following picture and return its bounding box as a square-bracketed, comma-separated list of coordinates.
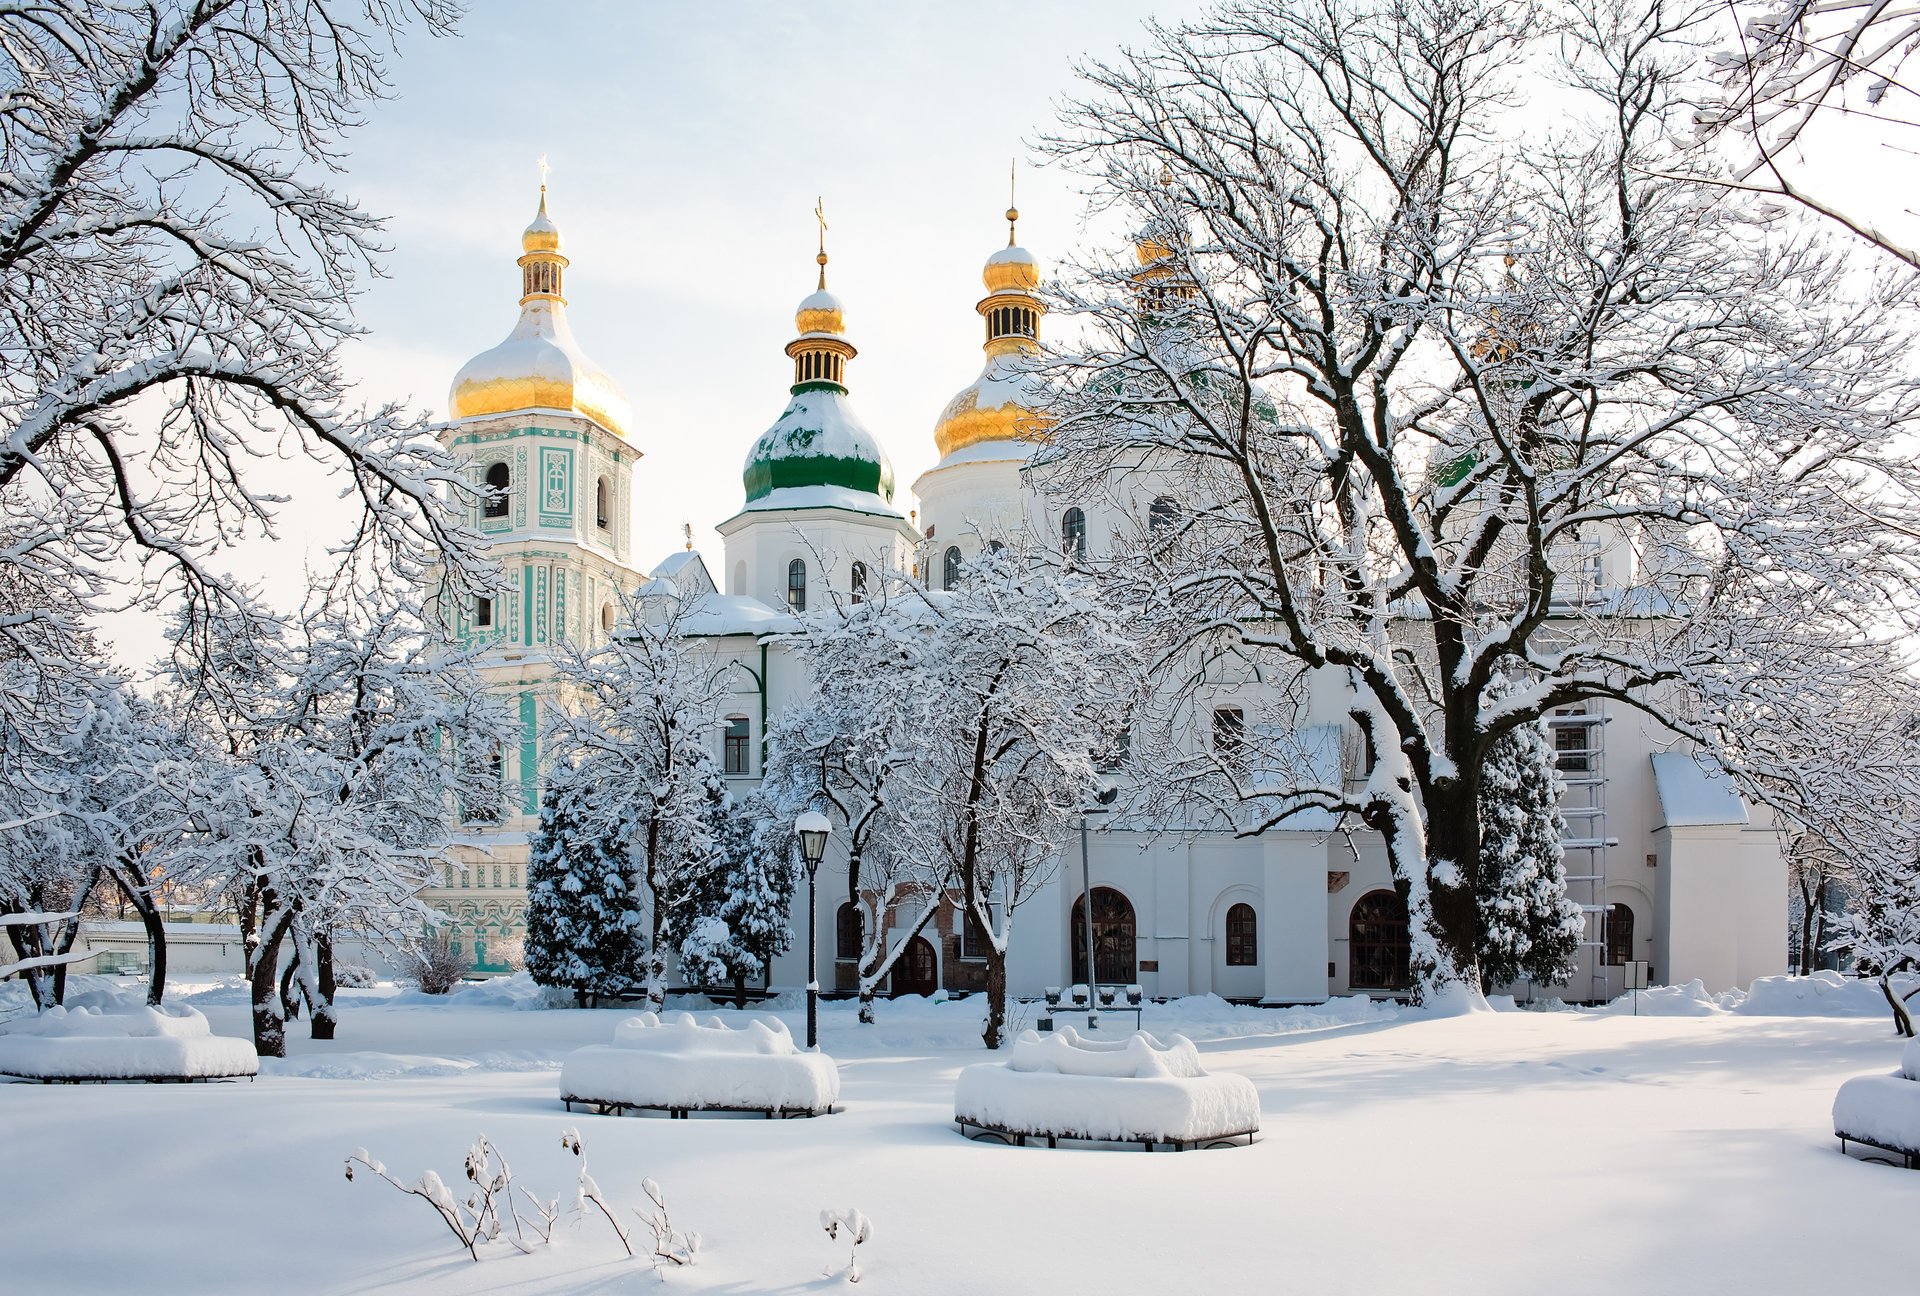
[931, 197, 1052, 462]
[448, 181, 633, 439]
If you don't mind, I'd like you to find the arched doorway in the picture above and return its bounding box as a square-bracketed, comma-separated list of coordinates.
[1070, 886, 1137, 985]
[890, 936, 938, 998]
[1348, 889, 1411, 991]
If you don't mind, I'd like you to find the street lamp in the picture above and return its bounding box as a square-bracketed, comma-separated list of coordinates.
[796, 810, 832, 1050]
[1078, 784, 1118, 1030]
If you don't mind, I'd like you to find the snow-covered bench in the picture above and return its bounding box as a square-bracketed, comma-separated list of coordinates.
[560, 1012, 840, 1118]
[1833, 1037, 1920, 1169]
[0, 1002, 258, 1083]
[953, 1025, 1260, 1151]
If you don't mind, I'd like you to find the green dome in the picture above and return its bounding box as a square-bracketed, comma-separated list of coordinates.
[741, 386, 897, 512]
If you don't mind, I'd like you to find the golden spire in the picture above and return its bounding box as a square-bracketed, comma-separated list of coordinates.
[814, 195, 829, 290]
[1006, 159, 1019, 247]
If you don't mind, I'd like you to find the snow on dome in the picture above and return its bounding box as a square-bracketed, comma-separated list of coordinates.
[795, 287, 846, 336]
[983, 243, 1042, 292]
[448, 297, 632, 438]
[933, 349, 1051, 461]
[742, 386, 895, 505]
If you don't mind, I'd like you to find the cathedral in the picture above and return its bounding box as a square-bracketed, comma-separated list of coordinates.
[423, 184, 1788, 1005]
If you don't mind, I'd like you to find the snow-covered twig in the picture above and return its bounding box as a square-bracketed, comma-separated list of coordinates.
[821, 1206, 873, 1283]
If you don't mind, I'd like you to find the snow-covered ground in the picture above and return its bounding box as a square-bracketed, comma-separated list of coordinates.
[3, 977, 1915, 1293]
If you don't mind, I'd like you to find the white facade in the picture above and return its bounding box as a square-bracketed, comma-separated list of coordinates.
[437, 197, 1789, 1002]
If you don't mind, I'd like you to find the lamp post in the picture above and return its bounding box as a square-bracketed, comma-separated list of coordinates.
[795, 810, 831, 1050]
[1078, 784, 1118, 1030]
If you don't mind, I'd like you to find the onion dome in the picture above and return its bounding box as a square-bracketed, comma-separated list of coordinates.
[448, 185, 633, 439]
[932, 202, 1052, 461]
[740, 225, 898, 515]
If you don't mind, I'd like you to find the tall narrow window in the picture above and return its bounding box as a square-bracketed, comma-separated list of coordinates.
[483, 462, 511, 519]
[1553, 707, 1593, 773]
[475, 596, 493, 629]
[1149, 496, 1180, 536]
[723, 717, 751, 776]
[943, 545, 962, 590]
[595, 476, 610, 530]
[787, 558, 807, 611]
[850, 561, 868, 604]
[835, 903, 862, 960]
[1062, 507, 1087, 563]
[1213, 706, 1246, 767]
[1225, 903, 1258, 966]
[1604, 904, 1635, 966]
[962, 905, 995, 960]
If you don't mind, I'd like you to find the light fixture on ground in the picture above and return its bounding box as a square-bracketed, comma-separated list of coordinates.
[795, 810, 832, 1050]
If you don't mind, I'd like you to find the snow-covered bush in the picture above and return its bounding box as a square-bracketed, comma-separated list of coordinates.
[405, 931, 469, 996]
[821, 1207, 873, 1283]
[332, 963, 378, 990]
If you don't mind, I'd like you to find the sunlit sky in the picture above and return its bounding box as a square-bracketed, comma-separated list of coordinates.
[98, 1, 1917, 666]
[347, 0, 1184, 559]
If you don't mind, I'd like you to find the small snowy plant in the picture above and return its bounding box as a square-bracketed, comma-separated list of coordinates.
[821, 1207, 873, 1283]
[345, 1131, 695, 1268]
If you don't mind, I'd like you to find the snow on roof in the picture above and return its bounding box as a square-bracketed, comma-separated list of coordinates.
[678, 592, 797, 638]
[985, 244, 1039, 268]
[796, 288, 843, 314]
[1650, 752, 1749, 828]
[734, 483, 905, 519]
[746, 387, 889, 471]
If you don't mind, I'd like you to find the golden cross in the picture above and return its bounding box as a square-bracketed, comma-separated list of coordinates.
[814, 196, 828, 253]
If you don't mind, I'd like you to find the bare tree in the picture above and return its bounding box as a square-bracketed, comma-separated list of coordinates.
[0, 0, 489, 717]
[1696, 0, 1920, 268]
[1039, 0, 1920, 999]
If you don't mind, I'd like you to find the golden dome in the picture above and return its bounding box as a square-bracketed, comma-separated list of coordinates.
[933, 358, 1050, 459]
[448, 186, 632, 438]
[795, 285, 846, 336]
[931, 209, 1051, 460]
[522, 187, 561, 253]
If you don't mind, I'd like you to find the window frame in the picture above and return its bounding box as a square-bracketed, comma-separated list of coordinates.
[787, 558, 807, 611]
[482, 462, 511, 520]
[722, 716, 751, 776]
[1225, 902, 1258, 966]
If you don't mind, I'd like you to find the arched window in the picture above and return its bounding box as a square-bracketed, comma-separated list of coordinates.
[943, 545, 962, 590]
[1062, 507, 1087, 563]
[835, 903, 862, 961]
[1213, 706, 1246, 767]
[1070, 886, 1136, 985]
[1604, 903, 1635, 966]
[482, 462, 510, 519]
[1149, 496, 1179, 536]
[1349, 889, 1411, 990]
[723, 716, 750, 776]
[850, 561, 868, 604]
[1225, 903, 1258, 966]
[600, 602, 615, 633]
[595, 476, 611, 530]
[787, 558, 807, 611]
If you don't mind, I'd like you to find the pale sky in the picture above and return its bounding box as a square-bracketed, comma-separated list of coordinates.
[96, 1, 1918, 668]
[349, 0, 1186, 562]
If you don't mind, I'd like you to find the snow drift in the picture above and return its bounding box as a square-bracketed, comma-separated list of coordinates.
[953, 1026, 1260, 1146]
[0, 1001, 258, 1080]
[560, 1011, 840, 1114]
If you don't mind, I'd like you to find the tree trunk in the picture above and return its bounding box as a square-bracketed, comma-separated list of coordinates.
[1811, 876, 1830, 973]
[1796, 873, 1816, 976]
[982, 945, 1009, 1051]
[248, 911, 292, 1059]
[1414, 787, 1482, 993]
[48, 868, 101, 1006]
[310, 931, 338, 1040]
[279, 951, 302, 1021]
[732, 972, 747, 1011]
[1880, 972, 1915, 1038]
[109, 862, 168, 1006]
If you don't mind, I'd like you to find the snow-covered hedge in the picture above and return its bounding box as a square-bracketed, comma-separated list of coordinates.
[0, 1001, 257, 1080]
[953, 1026, 1260, 1146]
[560, 1012, 839, 1114]
[1832, 1038, 1920, 1159]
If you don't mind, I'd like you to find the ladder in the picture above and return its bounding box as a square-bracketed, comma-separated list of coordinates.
[1549, 705, 1616, 1003]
